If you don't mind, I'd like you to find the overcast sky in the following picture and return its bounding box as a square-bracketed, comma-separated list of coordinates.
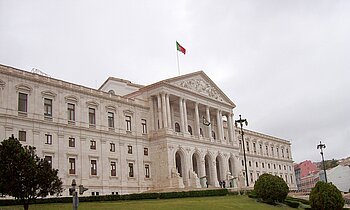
[1, 0, 349, 163]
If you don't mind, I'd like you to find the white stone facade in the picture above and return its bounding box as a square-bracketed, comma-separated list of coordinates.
[0, 64, 297, 196]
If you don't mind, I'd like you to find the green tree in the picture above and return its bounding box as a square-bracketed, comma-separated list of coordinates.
[0, 135, 63, 210]
[254, 173, 289, 204]
[309, 181, 344, 210]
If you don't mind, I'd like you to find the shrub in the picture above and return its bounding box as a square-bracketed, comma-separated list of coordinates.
[309, 181, 344, 210]
[286, 196, 310, 205]
[254, 174, 289, 204]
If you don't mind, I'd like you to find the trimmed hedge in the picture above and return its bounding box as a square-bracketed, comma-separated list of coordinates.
[0, 189, 229, 206]
[285, 196, 310, 205]
[284, 199, 299, 208]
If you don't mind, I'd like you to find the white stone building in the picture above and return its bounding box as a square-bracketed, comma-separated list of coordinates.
[0, 64, 297, 195]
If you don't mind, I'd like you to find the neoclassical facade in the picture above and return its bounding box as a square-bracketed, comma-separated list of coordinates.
[0, 64, 296, 195]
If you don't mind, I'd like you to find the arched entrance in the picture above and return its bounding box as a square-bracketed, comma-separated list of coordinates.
[192, 153, 200, 176]
[175, 151, 184, 177]
[216, 156, 223, 182]
[205, 154, 212, 185]
[228, 157, 234, 176]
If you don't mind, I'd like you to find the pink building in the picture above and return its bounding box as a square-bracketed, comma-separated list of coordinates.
[294, 160, 319, 191]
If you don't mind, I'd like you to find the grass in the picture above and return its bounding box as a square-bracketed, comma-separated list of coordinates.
[0, 195, 296, 210]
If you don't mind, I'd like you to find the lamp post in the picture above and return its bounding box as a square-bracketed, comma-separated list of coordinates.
[317, 141, 327, 183]
[235, 114, 249, 187]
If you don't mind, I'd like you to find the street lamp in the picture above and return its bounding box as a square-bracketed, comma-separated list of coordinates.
[235, 114, 249, 187]
[317, 141, 327, 183]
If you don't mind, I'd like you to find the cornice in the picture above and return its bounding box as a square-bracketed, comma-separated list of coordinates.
[236, 127, 291, 145]
[0, 64, 149, 110]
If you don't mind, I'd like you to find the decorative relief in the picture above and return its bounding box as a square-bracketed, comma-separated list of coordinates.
[0, 79, 5, 89]
[177, 79, 224, 102]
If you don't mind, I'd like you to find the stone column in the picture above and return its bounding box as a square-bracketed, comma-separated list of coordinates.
[205, 106, 212, 140]
[194, 102, 200, 137]
[166, 94, 171, 129]
[161, 92, 168, 128]
[183, 99, 188, 133]
[157, 94, 162, 129]
[200, 159, 206, 187]
[227, 113, 234, 143]
[216, 109, 222, 141]
[179, 97, 185, 133]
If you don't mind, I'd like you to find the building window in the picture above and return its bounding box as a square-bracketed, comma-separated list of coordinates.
[44, 98, 53, 117]
[279, 165, 281, 170]
[141, 119, 147, 134]
[246, 142, 250, 152]
[144, 147, 148, 156]
[89, 108, 96, 125]
[91, 160, 97, 175]
[188, 125, 192, 135]
[262, 163, 265, 168]
[259, 144, 263, 154]
[253, 143, 256, 153]
[69, 158, 75, 174]
[271, 146, 274, 156]
[282, 148, 284, 158]
[274, 164, 276, 169]
[250, 172, 253, 183]
[256, 162, 258, 167]
[45, 155, 52, 168]
[268, 163, 270, 169]
[18, 131, 26, 142]
[241, 160, 244, 166]
[125, 115, 131, 131]
[108, 112, 114, 128]
[266, 145, 268, 156]
[249, 161, 251, 167]
[257, 172, 260, 178]
[277, 148, 279, 157]
[18, 93, 28, 112]
[45, 134, 52, 145]
[128, 145, 132, 154]
[284, 165, 286, 170]
[90, 140, 96, 150]
[67, 103, 75, 121]
[145, 164, 150, 178]
[199, 128, 203, 137]
[291, 175, 294, 184]
[286, 149, 289, 158]
[175, 123, 180, 132]
[212, 131, 216, 140]
[111, 161, 116, 176]
[128, 163, 134, 177]
[110, 143, 115, 152]
[239, 140, 242, 150]
[69, 137, 75, 147]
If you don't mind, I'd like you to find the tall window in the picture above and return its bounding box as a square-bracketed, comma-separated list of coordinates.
[45, 156, 52, 168]
[212, 131, 216, 140]
[253, 143, 256, 153]
[188, 125, 193, 135]
[19, 131, 26, 142]
[141, 119, 147, 134]
[18, 93, 28, 112]
[89, 108, 96, 125]
[108, 112, 114, 128]
[69, 137, 75, 147]
[282, 149, 284, 158]
[200, 128, 203, 137]
[266, 145, 269, 156]
[286, 149, 289, 158]
[110, 143, 115, 152]
[239, 140, 242, 150]
[44, 98, 52, 117]
[128, 163, 134, 177]
[246, 142, 250, 152]
[144, 147, 148, 156]
[125, 116, 131, 131]
[91, 160, 97, 175]
[128, 145, 132, 154]
[145, 164, 150, 178]
[45, 134, 52, 145]
[174, 123, 180, 132]
[277, 148, 279, 157]
[69, 158, 75, 174]
[90, 140, 96, 150]
[271, 146, 274, 156]
[67, 103, 75, 121]
[111, 161, 116, 176]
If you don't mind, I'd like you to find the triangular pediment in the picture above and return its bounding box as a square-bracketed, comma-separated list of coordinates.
[164, 71, 235, 107]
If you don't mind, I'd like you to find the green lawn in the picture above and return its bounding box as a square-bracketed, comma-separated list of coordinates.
[0, 196, 296, 210]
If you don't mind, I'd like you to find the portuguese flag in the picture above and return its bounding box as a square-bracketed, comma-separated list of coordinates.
[176, 41, 186, 54]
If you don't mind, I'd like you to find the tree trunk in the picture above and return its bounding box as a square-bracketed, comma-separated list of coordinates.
[23, 202, 29, 210]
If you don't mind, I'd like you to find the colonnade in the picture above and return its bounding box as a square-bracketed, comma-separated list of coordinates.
[174, 149, 240, 188]
[151, 92, 235, 143]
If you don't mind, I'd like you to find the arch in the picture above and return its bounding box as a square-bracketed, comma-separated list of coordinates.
[188, 125, 192, 135]
[175, 150, 185, 177]
[175, 122, 180, 132]
[192, 152, 200, 176]
[228, 156, 235, 176]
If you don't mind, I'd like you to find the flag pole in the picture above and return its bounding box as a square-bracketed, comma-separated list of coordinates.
[176, 49, 180, 75]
